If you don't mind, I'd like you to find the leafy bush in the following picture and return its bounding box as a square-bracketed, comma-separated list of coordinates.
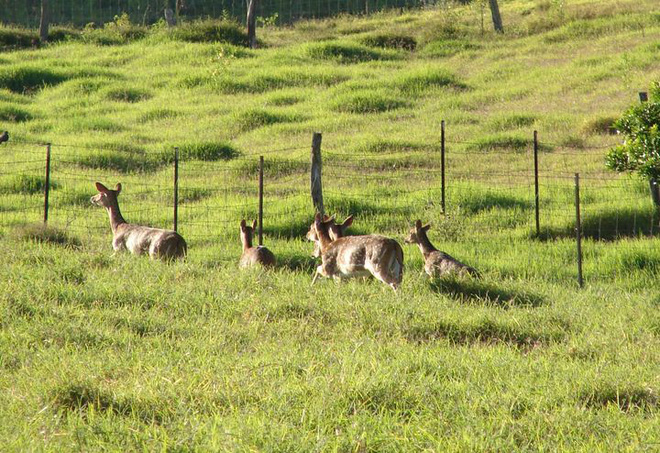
[169, 19, 248, 46]
[606, 84, 660, 179]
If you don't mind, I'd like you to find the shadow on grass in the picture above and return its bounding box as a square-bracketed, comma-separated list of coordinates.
[276, 252, 317, 273]
[429, 277, 545, 308]
[537, 207, 659, 241]
[455, 192, 531, 215]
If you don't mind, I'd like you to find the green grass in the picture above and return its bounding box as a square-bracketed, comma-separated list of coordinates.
[1, 0, 660, 450]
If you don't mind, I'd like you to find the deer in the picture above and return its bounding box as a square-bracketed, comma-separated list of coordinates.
[307, 213, 403, 291]
[90, 182, 187, 261]
[405, 220, 479, 278]
[307, 214, 354, 258]
[239, 219, 276, 268]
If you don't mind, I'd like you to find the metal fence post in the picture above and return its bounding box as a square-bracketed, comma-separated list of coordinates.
[43, 143, 51, 224]
[441, 120, 446, 214]
[173, 146, 179, 232]
[575, 173, 584, 288]
[534, 130, 540, 236]
[258, 155, 264, 246]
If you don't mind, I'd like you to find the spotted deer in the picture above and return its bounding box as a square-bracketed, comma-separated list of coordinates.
[90, 182, 187, 261]
[405, 220, 479, 278]
[239, 219, 276, 268]
[307, 214, 354, 258]
[308, 213, 403, 291]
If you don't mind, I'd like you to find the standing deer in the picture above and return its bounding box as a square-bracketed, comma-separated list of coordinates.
[239, 219, 275, 268]
[405, 220, 479, 278]
[90, 182, 187, 261]
[308, 213, 403, 291]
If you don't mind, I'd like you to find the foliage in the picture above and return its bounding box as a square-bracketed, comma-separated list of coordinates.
[606, 84, 660, 179]
[168, 19, 248, 46]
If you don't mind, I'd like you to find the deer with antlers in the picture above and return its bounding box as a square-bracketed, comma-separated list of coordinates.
[90, 182, 187, 261]
[405, 220, 479, 278]
[239, 219, 275, 268]
[307, 213, 403, 291]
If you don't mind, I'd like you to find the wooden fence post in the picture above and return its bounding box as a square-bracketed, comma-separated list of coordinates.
[258, 155, 264, 246]
[575, 173, 584, 288]
[43, 143, 51, 224]
[639, 92, 648, 103]
[310, 132, 324, 216]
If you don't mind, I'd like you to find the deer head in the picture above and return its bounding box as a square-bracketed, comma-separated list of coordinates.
[240, 219, 257, 250]
[405, 219, 431, 245]
[90, 182, 122, 209]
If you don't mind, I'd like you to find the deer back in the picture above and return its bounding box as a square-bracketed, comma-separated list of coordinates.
[240, 245, 276, 268]
[115, 223, 187, 261]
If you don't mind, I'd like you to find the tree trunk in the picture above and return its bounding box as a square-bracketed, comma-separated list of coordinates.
[488, 0, 504, 33]
[39, 0, 50, 44]
[246, 0, 257, 49]
[650, 178, 660, 209]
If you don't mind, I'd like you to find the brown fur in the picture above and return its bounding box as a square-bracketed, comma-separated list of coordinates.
[309, 213, 403, 291]
[239, 219, 275, 268]
[91, 182, 187, 261]
[405, 220, 479, 278]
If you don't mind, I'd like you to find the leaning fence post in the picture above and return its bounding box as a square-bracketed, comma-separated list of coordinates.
[533, 130, 540, 236]
[574, 173, 584, 288]
[441, 120, 446, 214]
[43, 143, 51, 224]
[310, 132, 324, 215]
[173, 146, 179, 232]
[258, 155, 264, 246]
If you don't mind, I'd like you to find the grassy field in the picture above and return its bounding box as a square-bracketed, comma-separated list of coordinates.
[1, 0, 660, 450]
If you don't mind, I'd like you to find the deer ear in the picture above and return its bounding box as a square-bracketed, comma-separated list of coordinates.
[252, 220, 257, 230]
[422, 223, 431, 232]
[314, 212, 321, 222]
[95, 182, 108, 192]
[342, 215, 354, 227]
[240, 219, 246, 229]
[415, 219, 422, 229]
[114, 183, 122, 193]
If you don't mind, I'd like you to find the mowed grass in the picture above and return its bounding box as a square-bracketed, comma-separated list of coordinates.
[1, 0, 660, 450]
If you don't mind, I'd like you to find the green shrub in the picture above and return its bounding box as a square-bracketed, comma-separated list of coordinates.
[81, 13, 147, 45]
[169, 19, 248, 46]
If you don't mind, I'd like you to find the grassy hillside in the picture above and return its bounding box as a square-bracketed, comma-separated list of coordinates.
[1, 0, 660, 450]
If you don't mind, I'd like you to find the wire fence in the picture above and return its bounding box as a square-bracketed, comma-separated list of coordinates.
[0, 127, 656, 285]
[3, 0, 445, 28]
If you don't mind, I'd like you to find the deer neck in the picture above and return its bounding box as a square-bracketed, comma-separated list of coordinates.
[105, 202, 126, 233]
[317, 229, 334, 254]
[241, 232, 253, 251]
[417, 232, 437, 258]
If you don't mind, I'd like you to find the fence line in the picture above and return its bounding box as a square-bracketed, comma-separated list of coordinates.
[0, 126, 655, 286]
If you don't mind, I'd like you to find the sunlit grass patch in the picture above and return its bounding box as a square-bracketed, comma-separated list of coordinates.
[177, 141, 240, 161]
[488, 113, 537, 131]
[138, 108, 180, 123]
[13, 224, 81, 248]
[105, 87, 152, 103]
[359, 33, 417, 51]
[0, 66, 69, 94]
[0, 105, 33, 122]
[391, 67, 466, 94]
[73, 151, 165, 173]
[467, 133, 535, 152]
[0, 175, 57, 195]
[167, 19, 248, 46]
[305, 41, 399, 63]
[233, 108, 303, 132]
[330, 90, 408, 114]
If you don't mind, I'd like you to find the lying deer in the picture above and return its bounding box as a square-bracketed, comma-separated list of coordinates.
[239, 219, 275, 268]
[91, 182, 187, 261]
[405, 220, 479, 278]
[308, 213, 403, 291]
[308, 214, 354, 258]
